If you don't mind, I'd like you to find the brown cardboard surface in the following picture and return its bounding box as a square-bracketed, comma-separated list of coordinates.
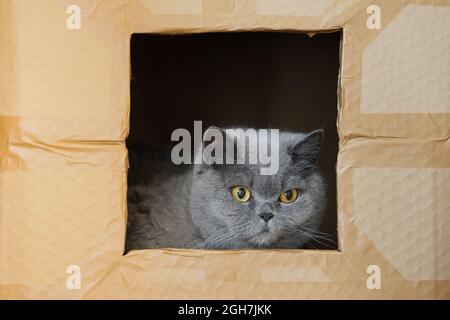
[0, 0, 449, 299]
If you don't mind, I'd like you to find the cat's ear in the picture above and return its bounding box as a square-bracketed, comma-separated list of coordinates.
[290, 129, 324, 164]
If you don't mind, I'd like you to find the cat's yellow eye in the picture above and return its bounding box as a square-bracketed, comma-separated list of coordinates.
[279, 189, 298, 204]
[231, 186, 252, 203]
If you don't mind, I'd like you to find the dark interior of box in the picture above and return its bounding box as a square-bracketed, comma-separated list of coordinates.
[128, 31, 341, 250]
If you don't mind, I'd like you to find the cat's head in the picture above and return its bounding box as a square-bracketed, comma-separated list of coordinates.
[190, 127, 326, 248]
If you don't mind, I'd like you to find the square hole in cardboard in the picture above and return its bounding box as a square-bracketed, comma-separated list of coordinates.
[126, 31, 341, 252]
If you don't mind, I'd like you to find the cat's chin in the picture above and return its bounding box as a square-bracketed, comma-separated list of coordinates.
[248, 228, 279, 246]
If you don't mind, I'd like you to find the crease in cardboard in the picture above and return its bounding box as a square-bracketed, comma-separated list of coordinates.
[261, 267, 332, 282]
[320, 0, 372, 29]
[139, 0, 203, 15]
[340, 133, 450, 146]
[84, 0, 104, 18]
[82, 256, 123, 298]
[257, 0, 333, 17]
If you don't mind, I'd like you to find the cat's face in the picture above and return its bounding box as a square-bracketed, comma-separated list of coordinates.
[190, 129, 326, 248]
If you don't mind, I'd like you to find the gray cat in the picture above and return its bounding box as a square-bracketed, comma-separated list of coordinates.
[125, 128, 326, 252]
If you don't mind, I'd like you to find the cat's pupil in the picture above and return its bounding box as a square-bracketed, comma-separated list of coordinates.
[237, 188, 246, 199]
[285, 190, 292, 199]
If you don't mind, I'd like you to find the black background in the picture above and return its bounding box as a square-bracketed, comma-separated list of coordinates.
[128, 31, 341, 249]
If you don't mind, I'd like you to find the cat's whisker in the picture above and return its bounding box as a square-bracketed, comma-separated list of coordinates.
[302, 231, 336, 243]
[202, 224, 250, 248]
[277, 222, 336, 248]
[285, 224, 335, 240]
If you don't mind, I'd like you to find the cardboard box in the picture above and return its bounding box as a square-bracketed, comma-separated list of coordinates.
[0, 0, 449, 299]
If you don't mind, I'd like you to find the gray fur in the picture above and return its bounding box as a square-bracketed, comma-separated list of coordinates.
[125, 129, 326, 252]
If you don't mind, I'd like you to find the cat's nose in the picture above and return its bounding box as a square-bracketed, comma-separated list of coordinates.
[259, 212, 274, 222]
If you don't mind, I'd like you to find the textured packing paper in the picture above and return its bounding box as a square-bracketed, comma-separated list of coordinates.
[0, 0, 449, 299]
